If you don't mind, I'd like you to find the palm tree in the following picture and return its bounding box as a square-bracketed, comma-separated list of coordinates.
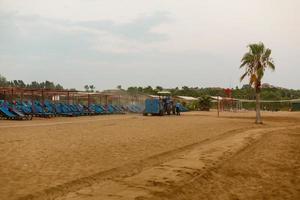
[240, 42, 275, 124]
[84, 85, 89, 92]
[198, 95, 212, 111]
[89, 85, 95, 92]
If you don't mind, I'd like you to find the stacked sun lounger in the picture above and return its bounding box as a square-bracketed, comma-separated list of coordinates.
[178, 104, 189, 112]
[0, 101, 32, 120]
[126, 104, 145, 113]
[0, 99, 131, 120]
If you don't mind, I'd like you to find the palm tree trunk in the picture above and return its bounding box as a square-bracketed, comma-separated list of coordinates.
[255, 90, 262, 124]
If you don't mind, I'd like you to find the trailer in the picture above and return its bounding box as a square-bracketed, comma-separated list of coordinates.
[143, 99, 165, 116]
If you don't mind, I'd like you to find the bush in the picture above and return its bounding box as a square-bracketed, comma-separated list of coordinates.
[198, 95, 212, 111]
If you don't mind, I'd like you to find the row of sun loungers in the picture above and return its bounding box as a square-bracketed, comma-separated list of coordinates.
[0, 100, 144, 120]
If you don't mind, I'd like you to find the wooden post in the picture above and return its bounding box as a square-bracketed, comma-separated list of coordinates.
[11, 88, 14, 102]
[67, 91, 70, 105]
[21, 91, 23, 102]
[217, 96, 220, 117]
[42, 89, 44, 105]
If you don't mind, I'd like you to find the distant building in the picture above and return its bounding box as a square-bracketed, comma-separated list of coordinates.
[261, 83, 275, 88]
[242, 84, 251, 89]
[261, 83, 287, 90]
[175, 96, 198, 102]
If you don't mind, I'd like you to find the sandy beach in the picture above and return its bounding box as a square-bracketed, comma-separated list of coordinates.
[0, 111, 299, 200]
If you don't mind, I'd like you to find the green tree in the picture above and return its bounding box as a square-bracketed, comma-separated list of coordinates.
[240, 42, 275, 123]
[143, 86, 155, 94]
[0, 74, 8, 87]
[55, 84, 64, 90]
[30, 81, 40, 89]
[17, 80, 26, 88]
[84, 85, 89, 91]
[127, 86, 138, 94]
[155, 86, 163, 91]
[198, 95, 212, 111]
[89, 85, 95, 92]
[45, 80, 55, 89]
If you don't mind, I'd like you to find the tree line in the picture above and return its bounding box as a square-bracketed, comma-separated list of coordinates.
[126, 85, 300, 101]
[1, 74, 300, 101]
[0, 74, 64, 90]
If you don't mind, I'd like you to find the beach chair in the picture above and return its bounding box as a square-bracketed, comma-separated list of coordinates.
[179, 104, 188, 112]
[54, 103, 75, 117]
[32, 101, 54, 117]
[88, 104, 103, 115]
[68, 104, 84, 116]
[18, 101, 33, 115]
[44, 100, 57, 116]
[76, 104, 90, 115]
[95, 104, 105, 114]
[106, 105, 115, 114]
[111, 105, 125, 114]
[10, 107, 32, 120]
[117, 105, 126, 113]
[0, 106, 17, 120]
[98, 105, 108, 114]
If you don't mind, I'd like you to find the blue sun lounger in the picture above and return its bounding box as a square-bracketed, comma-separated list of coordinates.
[54, 103, 75, 116]
[32, 101, 54, 117]
[112, 105, 125, 114]
[0, 106, 17, 119]
[89, 104, 104, 115]
[10, 106, 32, 120]
[44, 100, 57, 115]
[67, 104, 84, 116]
[75, 104, 90, 115]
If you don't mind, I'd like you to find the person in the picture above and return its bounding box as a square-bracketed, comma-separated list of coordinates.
[175, 102, 180, 115]
[171, 101, 176, 115]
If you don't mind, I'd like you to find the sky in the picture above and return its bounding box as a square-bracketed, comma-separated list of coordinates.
[0, 0, 299, 90]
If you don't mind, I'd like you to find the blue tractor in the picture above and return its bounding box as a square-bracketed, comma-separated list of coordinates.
[143, 93, 175, 116]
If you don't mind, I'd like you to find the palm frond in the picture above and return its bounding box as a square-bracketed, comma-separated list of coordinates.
[239, 42, 275, 86]
[240, 53, 254, 68]
[240, 61, 248, 68]
[240, 72, 248, 82]
[257, 67, 264, 80]
[249, 44, 258, 54]
[263, 48, 271, 59]
[249, 42, 265, 55]
[267, 60, 275, 71]
[259, 42, 265, 54]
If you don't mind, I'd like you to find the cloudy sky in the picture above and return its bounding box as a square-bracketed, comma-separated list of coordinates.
[0, 0, 299, 90]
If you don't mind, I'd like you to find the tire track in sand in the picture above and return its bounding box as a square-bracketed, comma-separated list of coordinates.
[55, 126, 299, 200]
[16, 125, 271, 200]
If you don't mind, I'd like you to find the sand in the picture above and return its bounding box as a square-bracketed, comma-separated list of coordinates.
[0, 111, 299, 200]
